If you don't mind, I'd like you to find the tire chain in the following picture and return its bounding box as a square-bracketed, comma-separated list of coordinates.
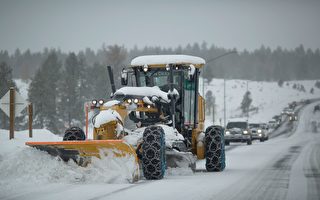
[205, 126, 226, 171]
[142, 126, 166, 179]
[63, 127, 86, 141]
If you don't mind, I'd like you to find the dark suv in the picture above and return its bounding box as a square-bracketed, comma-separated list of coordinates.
[224, 120, 252, 145]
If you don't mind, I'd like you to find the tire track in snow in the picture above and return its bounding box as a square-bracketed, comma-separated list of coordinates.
[304, 142, 320, 200]
[215, 145, 303, 200]
[88, 180, 149, 200]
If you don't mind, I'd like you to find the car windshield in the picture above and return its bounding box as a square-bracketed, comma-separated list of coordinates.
[249, 123, 260, 128]
[227, 122, 247, 129]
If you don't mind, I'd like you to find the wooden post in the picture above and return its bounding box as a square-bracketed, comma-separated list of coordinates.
[85, 104, 88, 140]
[9, 87, 15, 140]
[28, 103, 33, 138]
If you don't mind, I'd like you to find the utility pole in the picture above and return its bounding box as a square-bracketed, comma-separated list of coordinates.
[224, 79, 226, 127]
[204, 51, 237, 127]
[247, 80, 249, 121]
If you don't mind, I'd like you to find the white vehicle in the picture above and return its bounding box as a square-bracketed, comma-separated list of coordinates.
[224, 118, 252, 145]
[249, 123, 269, 142]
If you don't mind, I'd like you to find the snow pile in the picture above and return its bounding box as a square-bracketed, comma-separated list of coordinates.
[0, 129, 139, 197]
[114, 86, 171, 103]
[124, 124, 184, 148]
[94, 109, 122, 128]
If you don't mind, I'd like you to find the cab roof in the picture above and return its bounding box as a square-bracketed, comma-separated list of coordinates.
[130, 55, 205, 68]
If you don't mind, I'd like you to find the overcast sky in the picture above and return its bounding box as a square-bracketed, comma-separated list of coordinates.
[0, 0, 320, 53]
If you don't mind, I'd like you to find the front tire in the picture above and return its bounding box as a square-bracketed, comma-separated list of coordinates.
[247, 138, 252, 145]
[63, 127, 86, 141]
[205, 126, 226, 172]
[142, 126, 166, 180]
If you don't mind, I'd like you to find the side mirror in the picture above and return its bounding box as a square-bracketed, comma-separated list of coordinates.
[121, 68, 128, 85]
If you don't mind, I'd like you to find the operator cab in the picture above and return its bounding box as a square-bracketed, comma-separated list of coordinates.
[121, 55, 205, 136]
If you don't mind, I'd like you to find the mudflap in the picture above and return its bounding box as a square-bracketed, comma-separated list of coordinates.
[26, 140, 140, 182]
[166, 149, 197, 172]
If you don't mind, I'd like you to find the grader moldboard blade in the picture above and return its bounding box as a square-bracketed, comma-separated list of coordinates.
[25, 140, 139, 168]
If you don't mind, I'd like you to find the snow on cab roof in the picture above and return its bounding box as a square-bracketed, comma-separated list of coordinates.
[131, 55, 205, 68]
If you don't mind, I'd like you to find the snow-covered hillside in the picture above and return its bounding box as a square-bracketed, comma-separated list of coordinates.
[202, 79, 320, 127]
[14, 79, 30, 100]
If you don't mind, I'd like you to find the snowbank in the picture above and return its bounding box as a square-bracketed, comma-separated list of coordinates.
[0, 129, 139, 198]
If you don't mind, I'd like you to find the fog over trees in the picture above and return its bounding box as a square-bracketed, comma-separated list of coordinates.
[0, 43, 320, 133]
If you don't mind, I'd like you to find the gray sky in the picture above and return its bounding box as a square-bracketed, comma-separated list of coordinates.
[0, 0, 320, 53]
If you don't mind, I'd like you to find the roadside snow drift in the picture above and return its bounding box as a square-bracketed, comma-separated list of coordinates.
[0, 129, 138, 197]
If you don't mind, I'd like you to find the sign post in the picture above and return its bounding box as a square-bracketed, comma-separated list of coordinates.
[9, 87, 15, 139]
[0, 87, 29, 139]
[28, 103, 33, 138]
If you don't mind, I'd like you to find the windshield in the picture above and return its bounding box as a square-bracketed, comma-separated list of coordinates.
[227, 122, 248, 129]
[249, 123, 260, 128]
[137, 70, 181, 91]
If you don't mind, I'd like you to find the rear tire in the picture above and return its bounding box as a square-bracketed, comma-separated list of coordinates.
[142, 126, 166, 180]
[205, 126, 226, 172]
[225, 141, 230, 146]
[63, 127, 86, 141]
[247, 139, 252, 145]
[260, 138, 264, 142]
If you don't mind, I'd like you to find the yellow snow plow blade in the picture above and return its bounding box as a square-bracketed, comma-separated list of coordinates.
[26, 140, 140, 181]
[26, 140, 137, 160]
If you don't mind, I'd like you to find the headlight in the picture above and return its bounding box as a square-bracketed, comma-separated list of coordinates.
[98, 99, 104, 105]
[133, 98, 139, 104]
[92, 99, 97, 105]
[225, 131, 230, 135]
[127, 99, 132, 104]
[258, 133, 262, 137]
[243, 130, 248, 134]
[143, 64, 148, 72]
[166, 64, 170, 71]
[257, 129, 262, 133]
[147, 105, 151, 109]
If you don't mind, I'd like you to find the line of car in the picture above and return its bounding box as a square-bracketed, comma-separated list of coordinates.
[224, 119, 269, 146]
[224, 100, 301, 146]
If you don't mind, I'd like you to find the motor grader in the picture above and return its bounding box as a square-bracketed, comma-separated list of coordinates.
[26, 55, 225, 180]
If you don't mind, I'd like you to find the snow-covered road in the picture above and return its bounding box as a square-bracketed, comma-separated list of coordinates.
[1, 102, 320, 200]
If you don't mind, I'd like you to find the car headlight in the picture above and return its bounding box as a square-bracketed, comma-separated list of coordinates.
[133, 98, 139, 104]
[257, 129, 262, 133]
[147, 105, 151, 109]
[258, 133, 262, 137]
[225, 131, 230, 135]
[127, 99, 132, 104]
[243, 130, 248, 134]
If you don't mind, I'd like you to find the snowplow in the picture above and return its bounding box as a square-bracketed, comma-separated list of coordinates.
[26, 55, 225, 180]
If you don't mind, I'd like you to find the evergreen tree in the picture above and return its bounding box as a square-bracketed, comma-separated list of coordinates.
[59, 53, 83, 127]
[0, 62, 16, 129]
[28, 52, 61, 133]
[241, 91, 252, 115]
